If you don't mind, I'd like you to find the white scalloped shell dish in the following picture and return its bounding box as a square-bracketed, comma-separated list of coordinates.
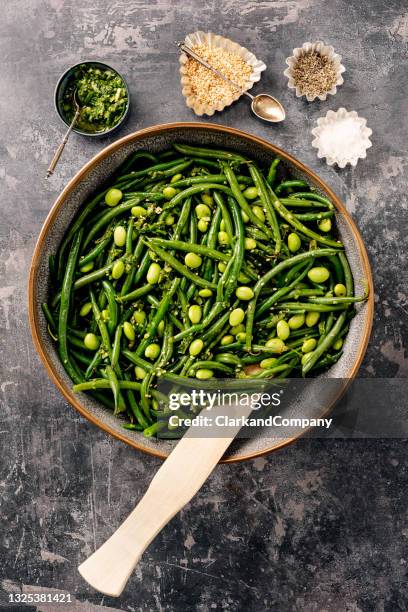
[284, 40, 345, 102]
[312, 108, 373, 168]
[179, 31, 266, 116]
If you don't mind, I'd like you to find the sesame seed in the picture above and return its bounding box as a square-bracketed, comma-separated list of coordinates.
[185, 44, 253, 106]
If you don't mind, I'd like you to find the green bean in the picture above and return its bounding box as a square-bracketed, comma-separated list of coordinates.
[338, 251, 354, 295]
[42, 302, 57, 336]
[101, 280, 118, 334]
[119, 151, 158, 174]
[89, 289, 112, 360]
[58, 229, 84, 384]
[111, 325, 122, 369]
[123, 372, 151, 428]
[275, 180, 309, 194]
[188, 361, 234, 375]
[306, 295, 366, 304]
[249, 165, 281, 252]
[105, 365, 126, 414]
[144, 239, 216, 289]
[302, 312, 347, 375]
[294, 210, 334, 221]
[255, 260, 314, 319]
[274, 302, 349, 312]
[79, 235, 112, 267]
[292, 192, 334, 207]
[267, 157, 280, 186]
[273, 199, 343, 248]
[245, 248, 339, 350]
[149, 238, 229, 261]
[222, 163, 274, 238]
[136, 277, 180, 357]
[116, 283, 152, 303]
[173, 143, 247, 163]
[213, 191, 234, 241]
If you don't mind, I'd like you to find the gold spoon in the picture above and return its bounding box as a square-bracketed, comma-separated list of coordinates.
[178, 42, 285, 123]
[46, 89, 82, 178]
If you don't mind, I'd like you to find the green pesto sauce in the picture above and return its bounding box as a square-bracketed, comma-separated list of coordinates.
[62, 64, 128, 133]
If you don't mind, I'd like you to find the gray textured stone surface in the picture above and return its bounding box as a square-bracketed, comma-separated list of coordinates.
[0, 0, 407, 610]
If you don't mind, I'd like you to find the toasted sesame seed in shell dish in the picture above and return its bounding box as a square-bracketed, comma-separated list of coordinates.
[179, 31, 266, 116]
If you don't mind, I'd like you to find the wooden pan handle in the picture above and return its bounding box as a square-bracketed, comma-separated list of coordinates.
[78, 435, 233, 596]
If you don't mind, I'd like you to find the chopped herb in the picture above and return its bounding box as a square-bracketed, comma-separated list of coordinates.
[62, 64, 128, 133]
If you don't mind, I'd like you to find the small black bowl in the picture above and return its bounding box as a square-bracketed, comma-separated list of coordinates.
[54, 60, 131, 138]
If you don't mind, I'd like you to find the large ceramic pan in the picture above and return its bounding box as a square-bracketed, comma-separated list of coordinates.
[28, 123, 374, 462]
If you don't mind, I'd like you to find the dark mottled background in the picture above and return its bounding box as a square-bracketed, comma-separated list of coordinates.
[0, 0, 407, 610]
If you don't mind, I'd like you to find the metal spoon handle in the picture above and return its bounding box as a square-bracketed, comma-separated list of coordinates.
[46, 107, 80, 178]
[178, 43, 254, 100]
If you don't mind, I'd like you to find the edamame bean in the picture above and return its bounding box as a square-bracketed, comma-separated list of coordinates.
[199, 288, 212, 298]
[196, 203, 211, 218]
[252, 206, 265, 223]
[306, 311, 320, 327]
[276, 320, 290, 340]
[308, 267, 330, 283]
[302, 338, 317, 353]
[105, 188, 122, 207]
[334, 283, 347, 297]
[185, 252, 202, 269]
[79, 261, 94, 273]
[218, 262, 227, 272]
[238, 272, 250, 283]
[318, 218, 332, 232]
[101, 309, 110, 322]
[165, 214, 175, 226]
[333, 338, 343, 350]
[243, 186, 258, 200]
[170, 173, 183, 183]
[80, 302, 92, 317]
[218, 231, 229, 246]
[188, 305, 202, 324]
[163, 186, 177, 199]
[242, 211, 249, 223]
[236, 332, 246, 342]
[145, 343, 161, 360]
[231, 323, 245, 335]
[84, 333, 100, 351]
[244, 237, 257, 250]
[131, 205, 147, 217]
[229, 308, 245, 327]
[261, 357, 278, 369]
[221, 335, 234, 346]
[189, 339, 204, 356]
[198, 219, 209, 232]
[157, 320, 165, 336]
[114, 226, 127, 247]
[265, 338, 286, 353]
[288, 313, 305, 330]
[147, 262, 161, 284]
[123, 321, 135, 342]
[134, 310, 146, 325]
[134, 366, 147, 379]
[288, 232, 301, 252]
[236, 286, 254, 301]
[112, 259, 125, 279]
[196, 369, 213, 380]
[201, 194, 213, 206]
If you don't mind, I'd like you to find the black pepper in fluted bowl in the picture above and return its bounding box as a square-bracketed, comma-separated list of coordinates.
[54, 60, 130, 138]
